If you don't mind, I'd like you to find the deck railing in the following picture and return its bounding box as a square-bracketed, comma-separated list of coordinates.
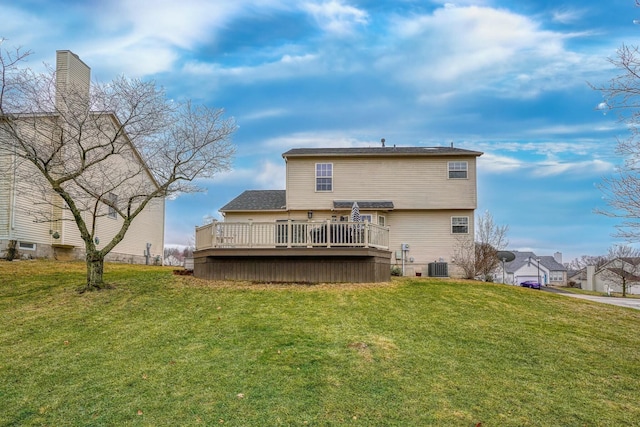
[196, 220, 389, 250]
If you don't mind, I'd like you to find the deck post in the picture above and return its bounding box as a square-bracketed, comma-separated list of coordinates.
[287, 220, 292, 248]
[326, 219, 332, 248]
[364, 222, 369, 248]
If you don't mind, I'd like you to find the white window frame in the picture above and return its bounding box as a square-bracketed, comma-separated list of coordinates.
[550, 272, 563, 281]
[360, 214, 372, 223]
[451, 216, 469, 234]
[18, 242, 36, 251]
[315, 163, 333, 192]
[378, 215, 386, 226]
[107, 193, 118, 219]
[448, 161, 468, 179]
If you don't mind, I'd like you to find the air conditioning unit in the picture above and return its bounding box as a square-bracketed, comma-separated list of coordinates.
[428, 262, 448, 278]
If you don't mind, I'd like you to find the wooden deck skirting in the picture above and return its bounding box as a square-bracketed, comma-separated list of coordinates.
[193, 247, 392, 283]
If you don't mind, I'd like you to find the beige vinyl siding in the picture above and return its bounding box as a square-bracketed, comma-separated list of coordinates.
[224, 212, 292, 222]
[224, 210, 370, 223]
[286, 156, 477, 211]
[386, 210, 474, 275]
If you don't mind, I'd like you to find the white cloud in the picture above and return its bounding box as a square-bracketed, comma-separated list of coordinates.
[479, 151, 614, 177]
[551, 8, 585, 24]
[532, 159, 613, 177]
[478, 153, 523, 173]
[241, 108, 290, 121]
[182, 53, 321, 83]
[302, 1, 369, 35]
[379, 5, 604, 100]
[262, 131, 373, 151]
[40, 0, 293, 77]
[206, 160, 286, 190]
[254, 160, 286, 189]
[83, 39, 179, 77]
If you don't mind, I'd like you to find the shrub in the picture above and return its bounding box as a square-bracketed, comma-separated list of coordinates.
[6, 240, 18, 261]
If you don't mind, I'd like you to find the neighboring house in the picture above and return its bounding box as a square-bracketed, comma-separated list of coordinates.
[567, 269, 585, 287]
[0, 50, 164, 264]
[164, 255, 183, 267]
[196, 145, 482, 280]
[581, 258, 640, 295]
[495, 250, 567, 286]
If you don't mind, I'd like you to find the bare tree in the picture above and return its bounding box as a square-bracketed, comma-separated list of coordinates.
[601, 245, 640, 297]
[566, 254, 608, 271]
[475, 210, 509, 280]
[0, 44, 236, 291]
[453, 210, 509, 280]
[0, 39, 32, 114]
[453, 235, 476, 279]
[593, 42, 640, 240]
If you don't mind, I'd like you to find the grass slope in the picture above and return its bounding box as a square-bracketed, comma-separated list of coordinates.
[1, 260, 639, 426]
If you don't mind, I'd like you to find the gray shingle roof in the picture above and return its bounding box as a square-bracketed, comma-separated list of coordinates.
[333, 200, 394, 209]
[220, 190, 286, 212]
[539, 255, 566, 271]
[504, 251, 567, 273]
[282, 146, 483, 158]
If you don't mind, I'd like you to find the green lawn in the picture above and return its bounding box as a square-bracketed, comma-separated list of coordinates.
[1, 260, 639, 426]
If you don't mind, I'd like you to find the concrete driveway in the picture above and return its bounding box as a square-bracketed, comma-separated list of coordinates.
[543, 287, 640, 310]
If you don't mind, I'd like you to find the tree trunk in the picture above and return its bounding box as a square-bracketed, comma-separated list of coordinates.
[84, 251, 105, 292]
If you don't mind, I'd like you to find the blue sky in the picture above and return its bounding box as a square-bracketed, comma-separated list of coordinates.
[2, 0, 639, 262]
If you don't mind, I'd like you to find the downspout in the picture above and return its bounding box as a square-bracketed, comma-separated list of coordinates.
[9, 149, 17, 239]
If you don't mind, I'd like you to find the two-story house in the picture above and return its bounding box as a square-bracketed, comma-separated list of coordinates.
[194, 145, 482, 282]
[0, 50, 165, 264]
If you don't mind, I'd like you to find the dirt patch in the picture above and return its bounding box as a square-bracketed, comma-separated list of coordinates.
[172, 275, 402, 292]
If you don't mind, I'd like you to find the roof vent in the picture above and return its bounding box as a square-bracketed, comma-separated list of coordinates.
[381, 138, 385, 147]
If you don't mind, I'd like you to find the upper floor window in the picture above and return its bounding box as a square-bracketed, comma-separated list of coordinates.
[451, 216, 469, 234]
[316, 163, 333, 192]
[107, 193, 118, 219]
[448, 161, 468, 179]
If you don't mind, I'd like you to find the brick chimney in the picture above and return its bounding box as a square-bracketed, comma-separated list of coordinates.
[55, 50, 90, 112]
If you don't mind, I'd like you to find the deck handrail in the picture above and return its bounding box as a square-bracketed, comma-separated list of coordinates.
[195, 220, 389, 250]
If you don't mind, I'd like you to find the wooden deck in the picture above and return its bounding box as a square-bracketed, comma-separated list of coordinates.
[195, 220, 389, 250]
[193, 247, 392, 283]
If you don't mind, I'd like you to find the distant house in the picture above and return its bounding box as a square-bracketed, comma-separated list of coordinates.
[0, 50, 164, 263]
[164, 255, 183, 267]
[195, 145, 482, 282]
[495, 250, 567, 286]
[580, 258, 640, 295]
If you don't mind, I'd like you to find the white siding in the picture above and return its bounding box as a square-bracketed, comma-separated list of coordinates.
[97, 197, 165, 262]
[0, 151, 12, 238]
[55, 50, 90, 111]
[1, 117, 165, 262]
[11, 174, 54, 245]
